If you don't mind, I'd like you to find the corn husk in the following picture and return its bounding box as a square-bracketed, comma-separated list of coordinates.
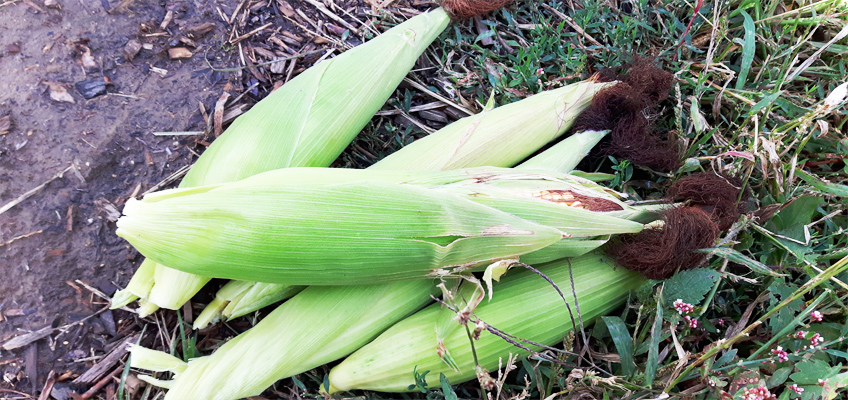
[328, 253, 645, 392]
[112, 8, 451, 312]
[116, 166, 656, 284]
[193, 281, 304, 329]
[373, 83, 609, 171]
[194, 128, 619, 328]
[517, 129, 609, 173]
[117, 177, 567, 284]
[125, 97, 647, 399]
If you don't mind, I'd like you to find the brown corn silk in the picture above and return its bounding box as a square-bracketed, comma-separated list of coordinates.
[574, 56, 681, 171]
[606, 206, 719, 279]
[441, 0, 513, 19]
[666, 172, 747, 231]
[607, 171, 748, 279]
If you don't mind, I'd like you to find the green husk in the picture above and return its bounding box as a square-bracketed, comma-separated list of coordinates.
[517, 129, 609, 173]
[194, 126, 618, 328]
[117, 177, 566, 284]
[328, 253, 646, 392]
[193, 281, 304, 329]
[372, 82, 610, 171]
[112, 8, 452, 312]
[126, 80, 629, 399]
[154, 281, 443, 400]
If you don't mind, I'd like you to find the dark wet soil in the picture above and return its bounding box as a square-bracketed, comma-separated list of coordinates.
[0, 0, 243, 395]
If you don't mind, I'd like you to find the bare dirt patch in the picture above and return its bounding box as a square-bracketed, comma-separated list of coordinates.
[0, 0, 232, 394]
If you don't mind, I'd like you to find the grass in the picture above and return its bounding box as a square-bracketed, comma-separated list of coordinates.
[132, 0, 848, 398]
[332, 0, 848, 398]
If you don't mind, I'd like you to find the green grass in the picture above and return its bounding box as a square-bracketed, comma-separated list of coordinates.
[329, 0, 848, 398]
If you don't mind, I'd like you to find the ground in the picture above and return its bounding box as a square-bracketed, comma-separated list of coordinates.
[0, 0, 269, 395]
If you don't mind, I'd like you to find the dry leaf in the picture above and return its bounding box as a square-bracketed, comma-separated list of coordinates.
[44, 82, 76, 103]
[79, 45, 97, 68]
[213, 92, 230, 137]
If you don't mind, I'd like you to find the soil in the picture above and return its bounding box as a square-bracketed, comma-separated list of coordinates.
[0, 0, 454, 396]
[0, 0, 277, 396]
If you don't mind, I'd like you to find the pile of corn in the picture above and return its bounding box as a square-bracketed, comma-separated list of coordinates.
[112, 7, 673, 399]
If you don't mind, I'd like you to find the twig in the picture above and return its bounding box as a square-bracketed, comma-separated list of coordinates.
[0, 230, 43, 248]
[540, 4, 603, 48]
[0, 166, 74, 216]
[230, 22, 274, 45]
[430, 295, 578, 368]
[403, 78, 474, 116]
[80, 365, 123, 399]
[36, 371, 56, 400]
[303, 0, 360, 35]
[141, 165, 192, 196]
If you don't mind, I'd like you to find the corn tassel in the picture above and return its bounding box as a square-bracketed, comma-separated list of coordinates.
[111, 8, 452, 313]
[328, 253, 645, 392]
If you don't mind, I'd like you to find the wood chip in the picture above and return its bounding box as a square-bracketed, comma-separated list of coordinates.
[0, 114, 11, 135]
[276, 0, 294, 17]
[187, 22, 216, 37]
[71, 334, 138, 385]
[37, 371, 56, 400]
[168, 47, 192, 59]
[65, 205, 75, 232]
[123, 40, 141, 60]
[1, 325, 56, 351]
[25, 345, 37, 395]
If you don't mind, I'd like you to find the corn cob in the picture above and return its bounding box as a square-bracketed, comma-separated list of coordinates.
[193, 129, 616, 328]
[116, 166, 651, 284]
[328, 253, 645, 393]
[111, 8, 452, 312]
[373, 82, 607, 171]
[131, 77, 610, 314]
[126, 104, 641, 399]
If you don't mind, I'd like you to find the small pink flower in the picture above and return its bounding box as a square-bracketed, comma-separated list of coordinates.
[674, 299, 695, 315]
[742, 386, 776, 400]
[684, 316, 698, 328]
[810, 310, 823, 322]
[770, 346, 789, 362]
[717, 319, 725, 326]
[811, 333, 824, 347]
[788, 384, 804, 394]
[794, 330, 808, 339]
[535, 68, 544, 75]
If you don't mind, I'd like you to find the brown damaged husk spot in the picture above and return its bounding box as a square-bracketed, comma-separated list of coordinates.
[665, 172, 748, 231]
[574, 56, 681, 171]
[605, 207, 719, 280]
[441, 0, 513, 20]
[530, 190, 623, 212]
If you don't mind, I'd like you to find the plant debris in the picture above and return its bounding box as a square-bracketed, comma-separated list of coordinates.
[74, 77, 114, 99]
